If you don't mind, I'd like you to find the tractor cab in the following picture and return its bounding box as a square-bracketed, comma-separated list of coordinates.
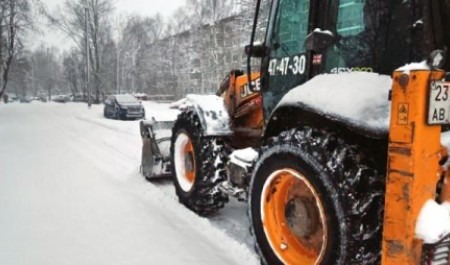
[247, 0, 450, 134]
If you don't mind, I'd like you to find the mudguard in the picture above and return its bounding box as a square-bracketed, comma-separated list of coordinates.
[171, 94, 233, 136]
[265, 73, 392, 140]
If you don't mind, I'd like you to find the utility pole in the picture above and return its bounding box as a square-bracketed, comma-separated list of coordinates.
[85, 0, 91, 108]
[116, 44, 120, 94]
[47, 47, 51, 102]
[31, 58, 35, 97]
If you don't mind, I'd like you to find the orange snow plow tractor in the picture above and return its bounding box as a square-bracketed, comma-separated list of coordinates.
[141, 0, 450, 264]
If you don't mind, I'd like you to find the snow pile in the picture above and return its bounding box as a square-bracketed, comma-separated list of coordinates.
[397, 60, 430, 72]
[279, 72, 392, 132]
[415, 200, 450, 244]
[443, 202, 450, 214]
[229, 148, 259, 168]
[441, 131, 450, 150]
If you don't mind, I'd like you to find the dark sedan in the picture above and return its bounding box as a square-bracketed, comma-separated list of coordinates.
[103, 94, 145, 120]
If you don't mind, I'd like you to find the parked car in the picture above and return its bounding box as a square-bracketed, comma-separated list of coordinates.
[133, 93, 149, 101]
[19, 97, 31, 103]
[52, 95, 69, 103]
[103, 94, 145, 120]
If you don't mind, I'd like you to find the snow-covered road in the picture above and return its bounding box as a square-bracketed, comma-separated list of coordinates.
[0, 102, 258, 265]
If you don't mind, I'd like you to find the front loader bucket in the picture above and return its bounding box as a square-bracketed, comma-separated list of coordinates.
[140, 120, 174, 179]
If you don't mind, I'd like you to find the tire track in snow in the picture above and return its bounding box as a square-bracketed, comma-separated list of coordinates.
[75, 116, 139, 136]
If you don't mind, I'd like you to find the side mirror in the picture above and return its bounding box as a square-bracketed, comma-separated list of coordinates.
[245, 42, 268, 58]
[305, 29, 335, 51]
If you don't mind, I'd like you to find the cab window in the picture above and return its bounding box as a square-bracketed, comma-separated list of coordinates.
[262, 0, 311, 117]
[271, 0, 310, 58]
[324, 0, 426, 75]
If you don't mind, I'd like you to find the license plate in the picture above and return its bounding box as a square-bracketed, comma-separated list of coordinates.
[428, 81, 450, 124]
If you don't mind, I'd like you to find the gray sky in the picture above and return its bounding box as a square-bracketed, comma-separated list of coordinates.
[114, 0, 186, 17]
[30, 0, 186, 52]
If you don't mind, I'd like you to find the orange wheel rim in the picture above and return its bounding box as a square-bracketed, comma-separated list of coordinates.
[183, 138, 195, 183]
[261, 169, 327, 265]
[174, 132, 196, 192]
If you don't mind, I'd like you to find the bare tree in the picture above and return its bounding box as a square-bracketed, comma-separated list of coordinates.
[48, 0, 113, 103]
[63, 49, 83, 97]
[110, 14, 126, 94]
[183, 0, 235, 93]
[8, 51, 31, 98]
[0, 0, 36, 100]
[119, 14, 165, 94]
[29, 45, 62, 100]
[164, 7, 190, 36]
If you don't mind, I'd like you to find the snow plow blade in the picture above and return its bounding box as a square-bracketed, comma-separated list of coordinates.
[140, 119, 174, 179]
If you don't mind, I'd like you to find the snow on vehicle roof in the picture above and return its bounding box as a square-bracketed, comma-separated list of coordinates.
[278, 72, 392, 133]
[115, 94, 139, 103]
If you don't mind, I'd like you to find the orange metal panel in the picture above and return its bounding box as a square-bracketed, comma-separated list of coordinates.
[381, 70, 445, 265]
[232, 72, 263, 130]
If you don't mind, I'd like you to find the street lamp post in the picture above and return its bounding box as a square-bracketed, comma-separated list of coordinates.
[85, 0, 91, 108]
[31, 57, 35, 97]
[116, 44, 120, 94]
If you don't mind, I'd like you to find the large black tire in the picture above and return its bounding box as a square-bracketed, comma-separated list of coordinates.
[170, 110, 228, 216]
[249, 127, 385, 265]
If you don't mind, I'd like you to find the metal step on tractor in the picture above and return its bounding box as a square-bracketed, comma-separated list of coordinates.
[140, 0, 450, 264]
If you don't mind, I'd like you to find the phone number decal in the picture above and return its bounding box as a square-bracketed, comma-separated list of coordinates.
[268, 55, 306, 76]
